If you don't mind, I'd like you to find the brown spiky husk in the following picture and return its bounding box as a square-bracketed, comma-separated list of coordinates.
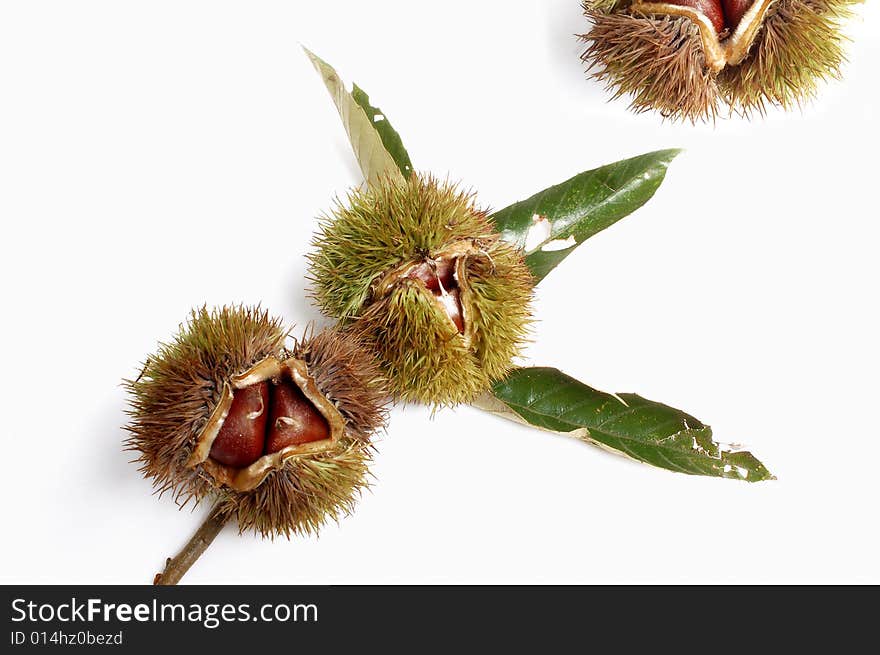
[124, 305, 287, 506]
[217, 327, 388, 537]
[588, 0, 628, 11]
[290, 327, 389, 442]
[583, 0, 861, 119]
[720, 0, 859, 114]
[581, 9, 720, 122]
[125, 308, 388, 538]
[215, 440, 374, 538]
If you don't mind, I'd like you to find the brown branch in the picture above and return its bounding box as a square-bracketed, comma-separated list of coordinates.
[153, 503, 229, 585]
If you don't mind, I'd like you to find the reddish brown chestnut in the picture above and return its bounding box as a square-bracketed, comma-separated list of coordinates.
[207, 371, 334, 469]
[209, 382, 269, 467]
[722, 0, 755, 30]
[189, 355, 353, 492]
[266, 379, 331, 452]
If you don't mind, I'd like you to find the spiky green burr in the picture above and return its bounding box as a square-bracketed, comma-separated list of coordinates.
[309, 174, 533, 407]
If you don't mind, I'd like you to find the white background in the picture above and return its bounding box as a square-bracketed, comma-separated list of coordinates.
[2, 1, 878, 584]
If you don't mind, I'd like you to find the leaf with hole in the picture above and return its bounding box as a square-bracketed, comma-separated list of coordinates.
[478, 367, 774, 482]
[304, 48, 405, 187]
[351, 84, 413, 179]
[490, 149, 681, 283]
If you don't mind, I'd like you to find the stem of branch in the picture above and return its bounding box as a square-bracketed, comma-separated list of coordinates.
[153, 503, 229, 585]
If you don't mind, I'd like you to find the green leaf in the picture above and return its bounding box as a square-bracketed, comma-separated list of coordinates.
[304, 47, 404, 187]
[351, 84, 413, 179]
[490, 149, 681, 283]
[478, 367, 774, 482]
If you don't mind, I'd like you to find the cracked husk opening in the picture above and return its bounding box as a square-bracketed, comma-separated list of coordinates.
[185, 356, 346, 492]
[370, 239, 489, 350]
[632, 0, 775, 71]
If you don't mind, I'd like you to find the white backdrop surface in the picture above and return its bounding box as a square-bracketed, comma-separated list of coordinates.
[1, 0, 878, 583]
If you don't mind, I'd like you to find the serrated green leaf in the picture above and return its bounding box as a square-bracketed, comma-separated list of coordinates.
[304, 47, 404, 187]
[490, 149, 681, 283]
[351, 84, 413, 179]
[479, 367, 774, 482]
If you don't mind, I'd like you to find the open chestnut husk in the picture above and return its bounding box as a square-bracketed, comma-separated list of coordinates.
[125, 306, 388, 583]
